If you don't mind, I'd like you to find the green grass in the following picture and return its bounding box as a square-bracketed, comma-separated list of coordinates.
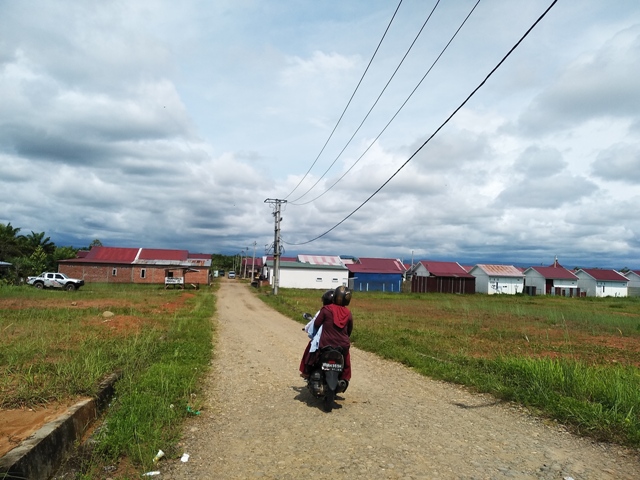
[0, 282, 216, 476]
[256, 288, 640, 448]
[92, 290, 215, 471]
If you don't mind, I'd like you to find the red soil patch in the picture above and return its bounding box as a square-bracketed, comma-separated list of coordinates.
[83, 314, 148, 336]
[0, 400, 88, 458]
[0, 291, 197, 459]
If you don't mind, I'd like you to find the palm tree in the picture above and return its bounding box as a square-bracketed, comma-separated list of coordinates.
[21, 231, 56, 256]
[0, 223, 24, 260]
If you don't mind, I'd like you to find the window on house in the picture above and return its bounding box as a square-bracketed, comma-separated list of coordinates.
[112, 268, 117, 276]
[332, 278, 339, 283]
[141, 269, 146, 279]
[316, 277, 322, 282]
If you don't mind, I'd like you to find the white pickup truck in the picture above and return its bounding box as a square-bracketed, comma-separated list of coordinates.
[27, 272, 85, 291]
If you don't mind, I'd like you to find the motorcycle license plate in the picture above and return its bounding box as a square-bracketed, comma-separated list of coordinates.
[322, 362, 343, 371]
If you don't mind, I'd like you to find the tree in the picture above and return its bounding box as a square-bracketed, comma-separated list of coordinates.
[81, 239, 103, 251]
[0, 223, 24, 260]
[53, 246, 79, 263]
[21, 231, 56, 256]
[28, 245, 48, 275]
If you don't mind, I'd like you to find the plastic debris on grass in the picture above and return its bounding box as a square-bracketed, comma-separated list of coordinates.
[186, 406, 201, 415]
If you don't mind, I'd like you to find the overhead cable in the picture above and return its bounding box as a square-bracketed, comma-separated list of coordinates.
[289, 0, 444, 205]
[284, 0, 559, 246]
[283, 0, 404, 200]
[290, 0, 477, 206]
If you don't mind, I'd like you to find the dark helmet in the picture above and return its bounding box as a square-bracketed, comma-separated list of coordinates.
[333, 285, 352, 306]
[321, 290, 334, 305]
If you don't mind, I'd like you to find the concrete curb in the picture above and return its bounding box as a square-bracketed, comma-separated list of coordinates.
[0, 372, 121, 480]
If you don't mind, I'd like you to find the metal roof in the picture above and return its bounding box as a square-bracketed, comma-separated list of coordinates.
[138, 248, 188, 261]
[418, 260, 474, 278]
[297, 254, 344, 266]
[474, 264, 524, 277]
[347, 257, 406, 274]
[75, 246, 140, 263]
[266, 261, 348, 270]
[578, 268, 628, 282]
[242, 257, 264, 267]
[60, 246, 211, 267]
[526, 266, 578, 280]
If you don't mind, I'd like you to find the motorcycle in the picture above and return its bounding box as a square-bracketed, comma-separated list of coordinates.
[302, 313, 349, 412]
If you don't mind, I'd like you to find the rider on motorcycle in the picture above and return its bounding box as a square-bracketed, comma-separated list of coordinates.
[300, 285, 353, 382]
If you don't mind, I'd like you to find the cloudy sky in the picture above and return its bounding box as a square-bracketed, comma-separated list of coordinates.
[2, 0, 640, 269]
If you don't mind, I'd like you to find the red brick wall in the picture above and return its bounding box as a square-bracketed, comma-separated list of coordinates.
[60, 264, 134, 283]
[60, 263, 210, 285]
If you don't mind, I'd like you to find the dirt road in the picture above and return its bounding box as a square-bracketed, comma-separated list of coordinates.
[161, 280, 639, 479]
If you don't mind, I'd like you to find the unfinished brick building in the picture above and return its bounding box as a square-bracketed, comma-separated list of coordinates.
[59, 246, 212, 287]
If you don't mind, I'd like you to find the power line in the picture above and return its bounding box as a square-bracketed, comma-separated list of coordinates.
[289, 0, 443, 205]
[283, 0, 404, 200]
[290, 0, 477, 207]
[284, 0, 559, 247]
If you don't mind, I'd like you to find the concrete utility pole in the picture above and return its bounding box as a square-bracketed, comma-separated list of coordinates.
[251, 241, 257, 281]
[264, 198, 286, 295]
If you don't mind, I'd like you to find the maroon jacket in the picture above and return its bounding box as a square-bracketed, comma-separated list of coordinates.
[313, 304, 353, 350]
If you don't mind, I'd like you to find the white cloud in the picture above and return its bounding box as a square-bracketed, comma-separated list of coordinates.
[1, 0, 640, 268]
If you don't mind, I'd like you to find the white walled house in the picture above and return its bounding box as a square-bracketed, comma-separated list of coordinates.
[576, 268, 628, 297]
[469, 264, 524, 294]
[523, 264, 579, 296]
[623, 270, 640, 297]
[266, 260, 349, 290]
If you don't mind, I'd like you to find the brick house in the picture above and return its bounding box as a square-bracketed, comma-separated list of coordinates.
[59, 246, 212, 286]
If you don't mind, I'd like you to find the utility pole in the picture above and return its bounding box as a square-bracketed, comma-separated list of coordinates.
[264, 198, 286, 295]
[251, 240, 257, 281]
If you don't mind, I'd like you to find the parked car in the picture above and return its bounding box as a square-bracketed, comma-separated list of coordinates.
[228, 271, 236, 279]
[26, 272, 85, 291]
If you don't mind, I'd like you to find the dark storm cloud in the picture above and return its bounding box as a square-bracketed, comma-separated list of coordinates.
[1, 124, 114, 165]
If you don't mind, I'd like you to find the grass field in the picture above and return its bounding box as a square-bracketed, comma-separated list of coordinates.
[2, 282, 638, 477]
[258, 288, 640, 448]
[0, 283, 215, 476]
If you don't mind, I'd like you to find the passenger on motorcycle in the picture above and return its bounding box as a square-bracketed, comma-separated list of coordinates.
[300, 285, 353, 382]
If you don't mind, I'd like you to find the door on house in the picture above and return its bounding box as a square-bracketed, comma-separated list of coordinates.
[546, 279, 553, 294]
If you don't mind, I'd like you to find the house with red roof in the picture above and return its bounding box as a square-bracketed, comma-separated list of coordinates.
[409, 260, 475, 294]
[59, 246, 212, 286]
[575, 268, 628, 297]
[346, 257, 406, 293]
[469, 264, 524, 295]
[522, 259, 579, 296]
[240, 256, 263, 279]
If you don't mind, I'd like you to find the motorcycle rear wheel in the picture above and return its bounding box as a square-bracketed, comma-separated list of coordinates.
[323, 389, 336, 412]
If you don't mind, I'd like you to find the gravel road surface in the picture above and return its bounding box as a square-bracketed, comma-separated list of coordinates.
[160, 280, 639, 479]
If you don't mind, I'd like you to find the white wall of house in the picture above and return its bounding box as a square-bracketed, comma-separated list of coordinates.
[523, 269, 579, 296]
[624, 271, 640, 297]
[523, 269, 545, 295]
[268, 266, 348, 289]
[411, 263, 429, 277]
[470, 268, 524, 294]
[576, 272, 628, 297]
